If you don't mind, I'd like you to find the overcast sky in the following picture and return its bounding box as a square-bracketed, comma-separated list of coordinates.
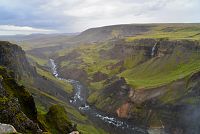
[0, 0, 200, 35]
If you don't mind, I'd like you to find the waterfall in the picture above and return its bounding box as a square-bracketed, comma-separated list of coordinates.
[151, 43, 157, 57]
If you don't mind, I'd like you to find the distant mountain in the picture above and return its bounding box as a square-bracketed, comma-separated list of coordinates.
[0, 41, 37, 79]
[70, 23, 200, 43]
[0, 33, 79, 41]
[70, 24, 154, 43]
[0, 33, 79, 50]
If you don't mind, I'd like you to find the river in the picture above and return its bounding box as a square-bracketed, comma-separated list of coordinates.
[49, 59, 148, 134]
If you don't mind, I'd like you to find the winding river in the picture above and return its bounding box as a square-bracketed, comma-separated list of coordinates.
[49, 59, 148, 134]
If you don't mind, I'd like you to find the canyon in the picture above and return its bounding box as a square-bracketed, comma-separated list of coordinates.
[0, 24, 200, 134]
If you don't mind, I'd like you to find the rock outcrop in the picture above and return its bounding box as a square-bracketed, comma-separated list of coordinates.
[39, 105, 78, 134]
[0, 123, 17, 133]
[0, 41, 37, 80]
[0, 67, 42, 133]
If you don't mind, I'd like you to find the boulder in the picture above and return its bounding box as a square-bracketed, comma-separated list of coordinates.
[0, 123, 17, 133]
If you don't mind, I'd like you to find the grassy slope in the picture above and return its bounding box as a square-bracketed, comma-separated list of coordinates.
[126, 24, 200, 41]
[120, 49, 200, 89]
[56, 43, 118, 82]
[121, 24, 200, 88]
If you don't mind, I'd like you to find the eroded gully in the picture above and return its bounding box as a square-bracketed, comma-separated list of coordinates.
[49, 59, 148, 134]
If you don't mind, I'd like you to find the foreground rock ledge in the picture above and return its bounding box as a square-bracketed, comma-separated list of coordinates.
[0, 123, 17, 133]
[69, 131, 79, 134]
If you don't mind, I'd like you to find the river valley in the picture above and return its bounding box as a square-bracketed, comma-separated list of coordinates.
[49, 59, 148, 134]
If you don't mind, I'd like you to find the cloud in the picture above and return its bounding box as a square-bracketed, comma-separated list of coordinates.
[0, 0, 199, 34]
[0, 25, 56, 35]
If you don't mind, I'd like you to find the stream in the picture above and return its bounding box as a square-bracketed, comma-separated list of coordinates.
[49, 59, 148, 134]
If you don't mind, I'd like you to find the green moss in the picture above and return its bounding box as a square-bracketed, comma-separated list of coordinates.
[123, 51, 146, 69]
[45, 105, 75, 133]
[87, 91, 99, 104]
[16, 113, 27, 122]
[27, 54, 48, 66]
[60, 61, 70, 67]
[120, 49, 200, 89]
[0, 97, 9, 103]
[36, 67, 73, 94]
[0, 68, 37, 120]
[0, 97, 9, 110]
[125, 24, 200, 42]
[64, 106, 87, 121]
[77, 124, 108, 134]
[89, 81, 105, 91]
[36, 102, 48, 115]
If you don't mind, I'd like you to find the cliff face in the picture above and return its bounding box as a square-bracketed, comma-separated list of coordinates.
[0, 67, 41, 133]
[0, 41, 42, 133]
[142, 71, 200, 134]
[0, 41, 37, 80]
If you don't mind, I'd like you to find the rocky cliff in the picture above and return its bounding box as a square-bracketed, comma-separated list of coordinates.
[0, 66, 42, 133]
[0, 41, 37, 80]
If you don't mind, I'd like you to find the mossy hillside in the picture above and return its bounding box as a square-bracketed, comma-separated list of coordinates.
[54, 43, 119, 91]
[36, 67, 73, 94]
[120, 43, 200, 89]
[44, 105, 75, 134]
[16, 34, 75, 51]
[87, 81, 107, 104]
[125, 24, 200, 42]
[77, 124, 108, 134]
[58, 43, 118, 76]
[0, 66, 37, 121]
[0, 66, 41, 133]
[0, 41, 37, 80]
[27, 54, 48, 66]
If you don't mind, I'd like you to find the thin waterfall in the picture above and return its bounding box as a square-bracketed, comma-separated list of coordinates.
[151, 43, 157, 57]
